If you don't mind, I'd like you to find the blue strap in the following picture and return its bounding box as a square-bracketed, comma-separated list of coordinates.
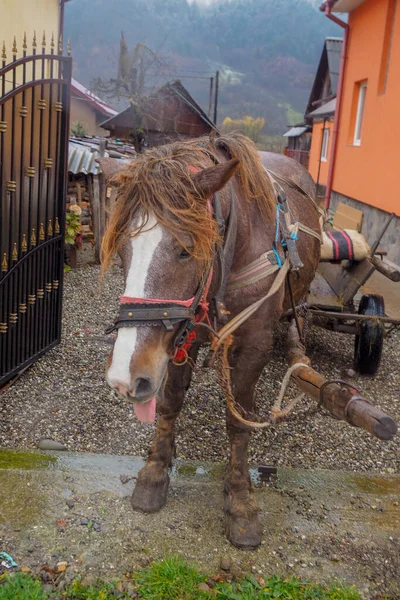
[272, 245, 282, 268]
[273, 203, 283, 268]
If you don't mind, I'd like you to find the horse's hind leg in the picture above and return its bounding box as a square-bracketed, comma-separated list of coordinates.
[131, 345, 199, 514]
[224, 332, 273, 549]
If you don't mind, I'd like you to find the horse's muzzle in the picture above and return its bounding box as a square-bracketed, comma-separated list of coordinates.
[110, 377, 156, 404]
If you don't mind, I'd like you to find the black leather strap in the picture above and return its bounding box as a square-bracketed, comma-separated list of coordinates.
[116, 303, 195, 332]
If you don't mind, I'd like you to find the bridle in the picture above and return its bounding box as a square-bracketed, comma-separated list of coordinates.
[106, 175, 238, 359]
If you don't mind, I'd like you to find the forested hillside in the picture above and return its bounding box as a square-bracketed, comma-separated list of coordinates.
[65, 0, 339, 134]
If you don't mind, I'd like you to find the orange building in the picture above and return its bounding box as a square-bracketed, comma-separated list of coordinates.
[309, 0, 400, 264]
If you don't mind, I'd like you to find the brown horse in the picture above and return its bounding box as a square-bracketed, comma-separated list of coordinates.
[100, 133, 320, 549]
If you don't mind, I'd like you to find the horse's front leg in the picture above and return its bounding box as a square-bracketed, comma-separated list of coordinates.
[131, 345, 199, 513]
[224, 329, 274, 549]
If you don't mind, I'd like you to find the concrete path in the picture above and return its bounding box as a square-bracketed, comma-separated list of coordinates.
[0, 449, 399, 598]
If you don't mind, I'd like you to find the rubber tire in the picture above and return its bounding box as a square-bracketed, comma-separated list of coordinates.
[354, 294, 385, 376]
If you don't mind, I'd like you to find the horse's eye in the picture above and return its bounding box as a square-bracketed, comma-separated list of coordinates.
[179, 248, 192, 259]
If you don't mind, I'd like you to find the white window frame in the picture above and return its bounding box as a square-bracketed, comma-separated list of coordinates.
[354, 82, 367, 146]
[321, 128, 330, 162]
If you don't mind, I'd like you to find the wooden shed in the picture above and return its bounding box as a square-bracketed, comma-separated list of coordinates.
[100, 80, 215, 147]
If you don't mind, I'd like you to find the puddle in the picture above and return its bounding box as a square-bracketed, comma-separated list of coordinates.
[1, 450, 399, 498]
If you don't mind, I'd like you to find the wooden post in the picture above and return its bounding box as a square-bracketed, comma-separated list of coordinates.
[213, 70, 219, 125]
[98, 140, 107, 248]
[285, 319, 397, 441]
[214, 71, 219, 125]
[208, 76, 214, 119]
[91, 174, 101, 263]
[99, 175, 106, 243]
[75, 181, 82, 207]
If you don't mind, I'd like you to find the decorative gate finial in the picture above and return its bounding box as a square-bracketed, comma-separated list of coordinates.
[1, 253, 7, 272]
[32, 31, 37, 49]
[23, 32, 27, 51]
[12, 36, 17, 56]
[2, 41, 7, 60]
[42, 31, 46, 49]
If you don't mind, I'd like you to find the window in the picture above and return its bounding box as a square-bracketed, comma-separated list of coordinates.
[321, 128, 330, 162]
[353, 82, 367, 146]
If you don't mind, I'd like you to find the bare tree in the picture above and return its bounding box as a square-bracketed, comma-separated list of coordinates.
[92, 33, 172, 151]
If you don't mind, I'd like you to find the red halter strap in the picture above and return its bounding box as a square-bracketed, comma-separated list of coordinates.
[120, 295, 194, 308]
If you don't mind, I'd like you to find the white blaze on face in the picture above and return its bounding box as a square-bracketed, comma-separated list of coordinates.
[107, 215, 163, 389]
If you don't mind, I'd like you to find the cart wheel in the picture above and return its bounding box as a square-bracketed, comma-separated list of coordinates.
[354, 294, 385, 375]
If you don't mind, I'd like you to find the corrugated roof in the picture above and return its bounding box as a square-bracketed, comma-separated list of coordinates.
[283, 126, 308, 138]
[68, 140, 107, 175]
[68, 140, 131, 175]
[307, 97, 336, 119]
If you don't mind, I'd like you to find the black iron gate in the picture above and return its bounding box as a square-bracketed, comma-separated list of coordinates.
[0, 35, 71, 386]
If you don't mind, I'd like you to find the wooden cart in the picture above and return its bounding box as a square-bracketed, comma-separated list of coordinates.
[307, 213, 400, 375]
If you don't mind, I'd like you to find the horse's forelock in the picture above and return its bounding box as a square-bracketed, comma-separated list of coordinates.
[100, 142, 218, 274]
[100, 134, 275, 275]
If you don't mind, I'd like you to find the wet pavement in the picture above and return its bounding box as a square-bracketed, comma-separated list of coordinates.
[0, 449, 399, 598]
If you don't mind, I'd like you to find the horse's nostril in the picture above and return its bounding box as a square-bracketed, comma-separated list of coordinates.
[134, 377, 153, 399]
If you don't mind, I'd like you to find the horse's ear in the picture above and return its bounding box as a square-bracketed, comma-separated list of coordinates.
[191, 158, 239, 198]
[96, 157, 131, 185]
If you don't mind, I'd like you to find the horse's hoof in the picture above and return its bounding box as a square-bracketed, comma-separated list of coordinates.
[131, 474, 170, 514]
[225, 513, 262, 550]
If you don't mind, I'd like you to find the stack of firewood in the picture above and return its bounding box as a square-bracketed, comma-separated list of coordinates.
[67, 176, 94, 242]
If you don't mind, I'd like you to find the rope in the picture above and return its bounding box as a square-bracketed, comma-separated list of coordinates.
[218, 336, 310, 429]
[271, 363, 309, 420]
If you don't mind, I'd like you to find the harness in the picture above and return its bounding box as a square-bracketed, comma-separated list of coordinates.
[106, 160, 321, 364]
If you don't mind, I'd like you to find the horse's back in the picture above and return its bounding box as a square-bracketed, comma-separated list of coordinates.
[259, 151, 316, 199]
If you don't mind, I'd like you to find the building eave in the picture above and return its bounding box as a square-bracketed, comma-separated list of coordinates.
[71, 79, 118, 118]
[320, 0, 366, 13]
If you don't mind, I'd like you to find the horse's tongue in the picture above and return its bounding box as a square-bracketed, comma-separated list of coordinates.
[134, 397, 156, 423]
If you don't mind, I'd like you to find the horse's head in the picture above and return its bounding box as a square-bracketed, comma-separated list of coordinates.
[100, 146, 239, 422]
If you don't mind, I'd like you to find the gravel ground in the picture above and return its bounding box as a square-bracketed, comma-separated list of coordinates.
[1, 263, 399, 472]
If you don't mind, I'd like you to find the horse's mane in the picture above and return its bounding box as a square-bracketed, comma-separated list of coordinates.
[101, 133, 275, 272]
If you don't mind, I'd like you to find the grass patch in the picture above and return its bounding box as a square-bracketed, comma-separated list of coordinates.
[214, 573, 360, 599]
[134, 555, 209, 599]
[0, 557, 362, 600]
[0, 572, 47, 600]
